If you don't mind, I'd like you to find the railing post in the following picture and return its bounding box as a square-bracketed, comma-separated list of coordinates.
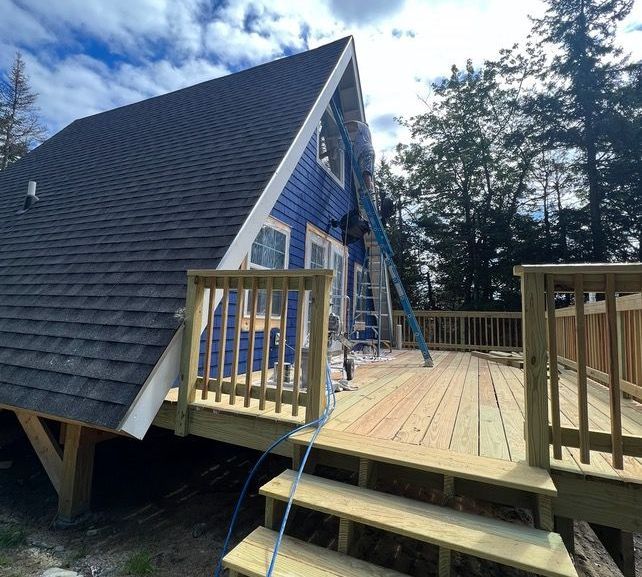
[306, 272, 332, 422]
[520, 271, 550, 469]
[175, 274, 205, 436]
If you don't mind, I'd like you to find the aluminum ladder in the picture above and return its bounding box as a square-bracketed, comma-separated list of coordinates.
[330, 98, 433, 367]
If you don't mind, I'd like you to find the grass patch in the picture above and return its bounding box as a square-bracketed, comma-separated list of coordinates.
[0, 525, 26, 549]
[123, 551, 155, 575]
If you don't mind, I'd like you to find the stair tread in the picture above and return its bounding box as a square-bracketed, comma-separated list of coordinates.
[262, 471, 576, 577]
[223, 526, 405, 577]
[291, 428, 557, 496]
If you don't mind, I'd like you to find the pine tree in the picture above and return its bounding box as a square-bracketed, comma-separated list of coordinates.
[0, 52, 45, 170]
[532, 0, 636, 261]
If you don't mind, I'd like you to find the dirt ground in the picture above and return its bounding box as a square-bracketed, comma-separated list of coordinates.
[0, 410, 638, 577]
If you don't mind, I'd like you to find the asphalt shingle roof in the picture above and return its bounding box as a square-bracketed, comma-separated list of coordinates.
[0, 37, 350, 430]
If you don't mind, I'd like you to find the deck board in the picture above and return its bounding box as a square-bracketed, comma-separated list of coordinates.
[332, 350, 642, 481]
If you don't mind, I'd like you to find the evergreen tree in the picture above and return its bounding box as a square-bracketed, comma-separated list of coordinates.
[532, 0, 637, 261]
[0, 52, 45, 170]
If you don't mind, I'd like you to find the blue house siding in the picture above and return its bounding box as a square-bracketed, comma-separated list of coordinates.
[199, 129, 368, 381]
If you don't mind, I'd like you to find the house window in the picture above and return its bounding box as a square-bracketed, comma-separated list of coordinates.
[317, 108, 344, 186]
[246, 219, 290, 317]
[353, 264, 365, 316]
[303, 225, 347, 349]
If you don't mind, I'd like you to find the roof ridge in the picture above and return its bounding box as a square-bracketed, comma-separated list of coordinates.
[72, 36, 352, 125]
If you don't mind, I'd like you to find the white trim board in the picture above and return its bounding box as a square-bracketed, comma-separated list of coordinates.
[118, 327, 183, 438]
[117, 38, 360, 439]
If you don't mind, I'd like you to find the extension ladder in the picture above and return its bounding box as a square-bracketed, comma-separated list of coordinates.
[330, 98, 433, 367]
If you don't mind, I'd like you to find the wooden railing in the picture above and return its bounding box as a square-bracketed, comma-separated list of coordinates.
[515, 263, 642, 471]
[393, 310, 522, 352]
[553, 293, 642, 401]
[175, 269, 333, 436]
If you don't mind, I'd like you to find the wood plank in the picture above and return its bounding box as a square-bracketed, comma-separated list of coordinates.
[366, 353, 459, 440]
[262, 471, 575, 577]
[521, 271, 550, 469]
[175, 275, 205, 436]
[449, 354, 479, 455]
[479, 359, 510, 460]
[605, 273, 624, 468]
[58, 424, 95, 522]
[395, 353, 465, 445]
[422, 353, 469, 449]
[547, 274, 562, 459]
[574, 277, 590, 463]
[223, 527, 405, 577]
[489, 363, 526, 461]
[290, 428, 557, 496]
[15, 412, 63, 493]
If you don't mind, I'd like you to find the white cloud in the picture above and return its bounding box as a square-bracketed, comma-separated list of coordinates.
[2, 0, 641, 155]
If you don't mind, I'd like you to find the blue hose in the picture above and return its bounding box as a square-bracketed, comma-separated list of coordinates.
[214, 361, 336, 576]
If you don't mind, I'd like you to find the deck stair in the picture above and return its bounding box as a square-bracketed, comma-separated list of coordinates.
[223, 428, 577, 577]
[290, 428, 557, 496]
[223, 526, 405, 576]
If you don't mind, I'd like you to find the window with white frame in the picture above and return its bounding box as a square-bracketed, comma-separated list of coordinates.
[317, 108, 344, 186]
[246, 219, 290, 317]
[353, 263, 364, 316]
[303, 226, 347, 348]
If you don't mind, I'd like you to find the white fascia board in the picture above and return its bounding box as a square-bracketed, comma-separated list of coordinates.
[118, 327, 183, 439]
[117, 39, 358, 439]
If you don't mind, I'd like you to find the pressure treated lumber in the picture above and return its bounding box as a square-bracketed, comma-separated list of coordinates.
[16, 412, 63, 493]
[58, 424, 96, 522]
[223, 526, 405, 577]
[261, 471, 576, 577]
[291, 428, 557, 496]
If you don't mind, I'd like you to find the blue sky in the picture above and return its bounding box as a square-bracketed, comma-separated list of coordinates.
[2, 0, 641, 153]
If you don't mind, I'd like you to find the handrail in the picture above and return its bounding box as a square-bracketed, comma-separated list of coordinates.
[515, 263, 642, 471]
[393, 310, 522, 352]
[174, 269, 333, 435]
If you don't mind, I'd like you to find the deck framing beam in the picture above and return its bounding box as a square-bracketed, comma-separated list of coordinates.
[16, 412, 98, 523]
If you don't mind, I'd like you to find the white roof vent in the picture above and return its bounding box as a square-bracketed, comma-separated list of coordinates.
[16, 181, 38, 215]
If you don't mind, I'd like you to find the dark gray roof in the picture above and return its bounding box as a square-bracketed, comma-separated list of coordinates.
[0, 37, 350, 430]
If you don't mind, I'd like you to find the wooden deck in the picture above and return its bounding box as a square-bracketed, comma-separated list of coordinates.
[328, 350, 642, 483]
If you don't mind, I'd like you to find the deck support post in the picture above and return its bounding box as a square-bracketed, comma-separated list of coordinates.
[175, 274, 205, 436]
[337, 517, 354, 554]
[520, 272, 550, 470]
[555, 516, 575, 555]
[264, 496, 285, 531]
[534, 495, 554, 531]
[357, 458, 375, 488]
[57, 423, 96, 524]
[438, 475, 455, 577]
[590, 523, 636, 577]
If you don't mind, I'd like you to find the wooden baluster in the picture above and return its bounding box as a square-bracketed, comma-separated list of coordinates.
[275, 278, 289, 414]
[244, 278, 259, 408]
[546, 275, 562, 460]
[201, 281, 216, 400]
[605, 274, 624, 469]
[575, 275, 590, 464]
[260, 276, 274, 411]
[229, 278, 245, 406]
[215, 277, 230, 403]
[292, 278, 305, 417]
